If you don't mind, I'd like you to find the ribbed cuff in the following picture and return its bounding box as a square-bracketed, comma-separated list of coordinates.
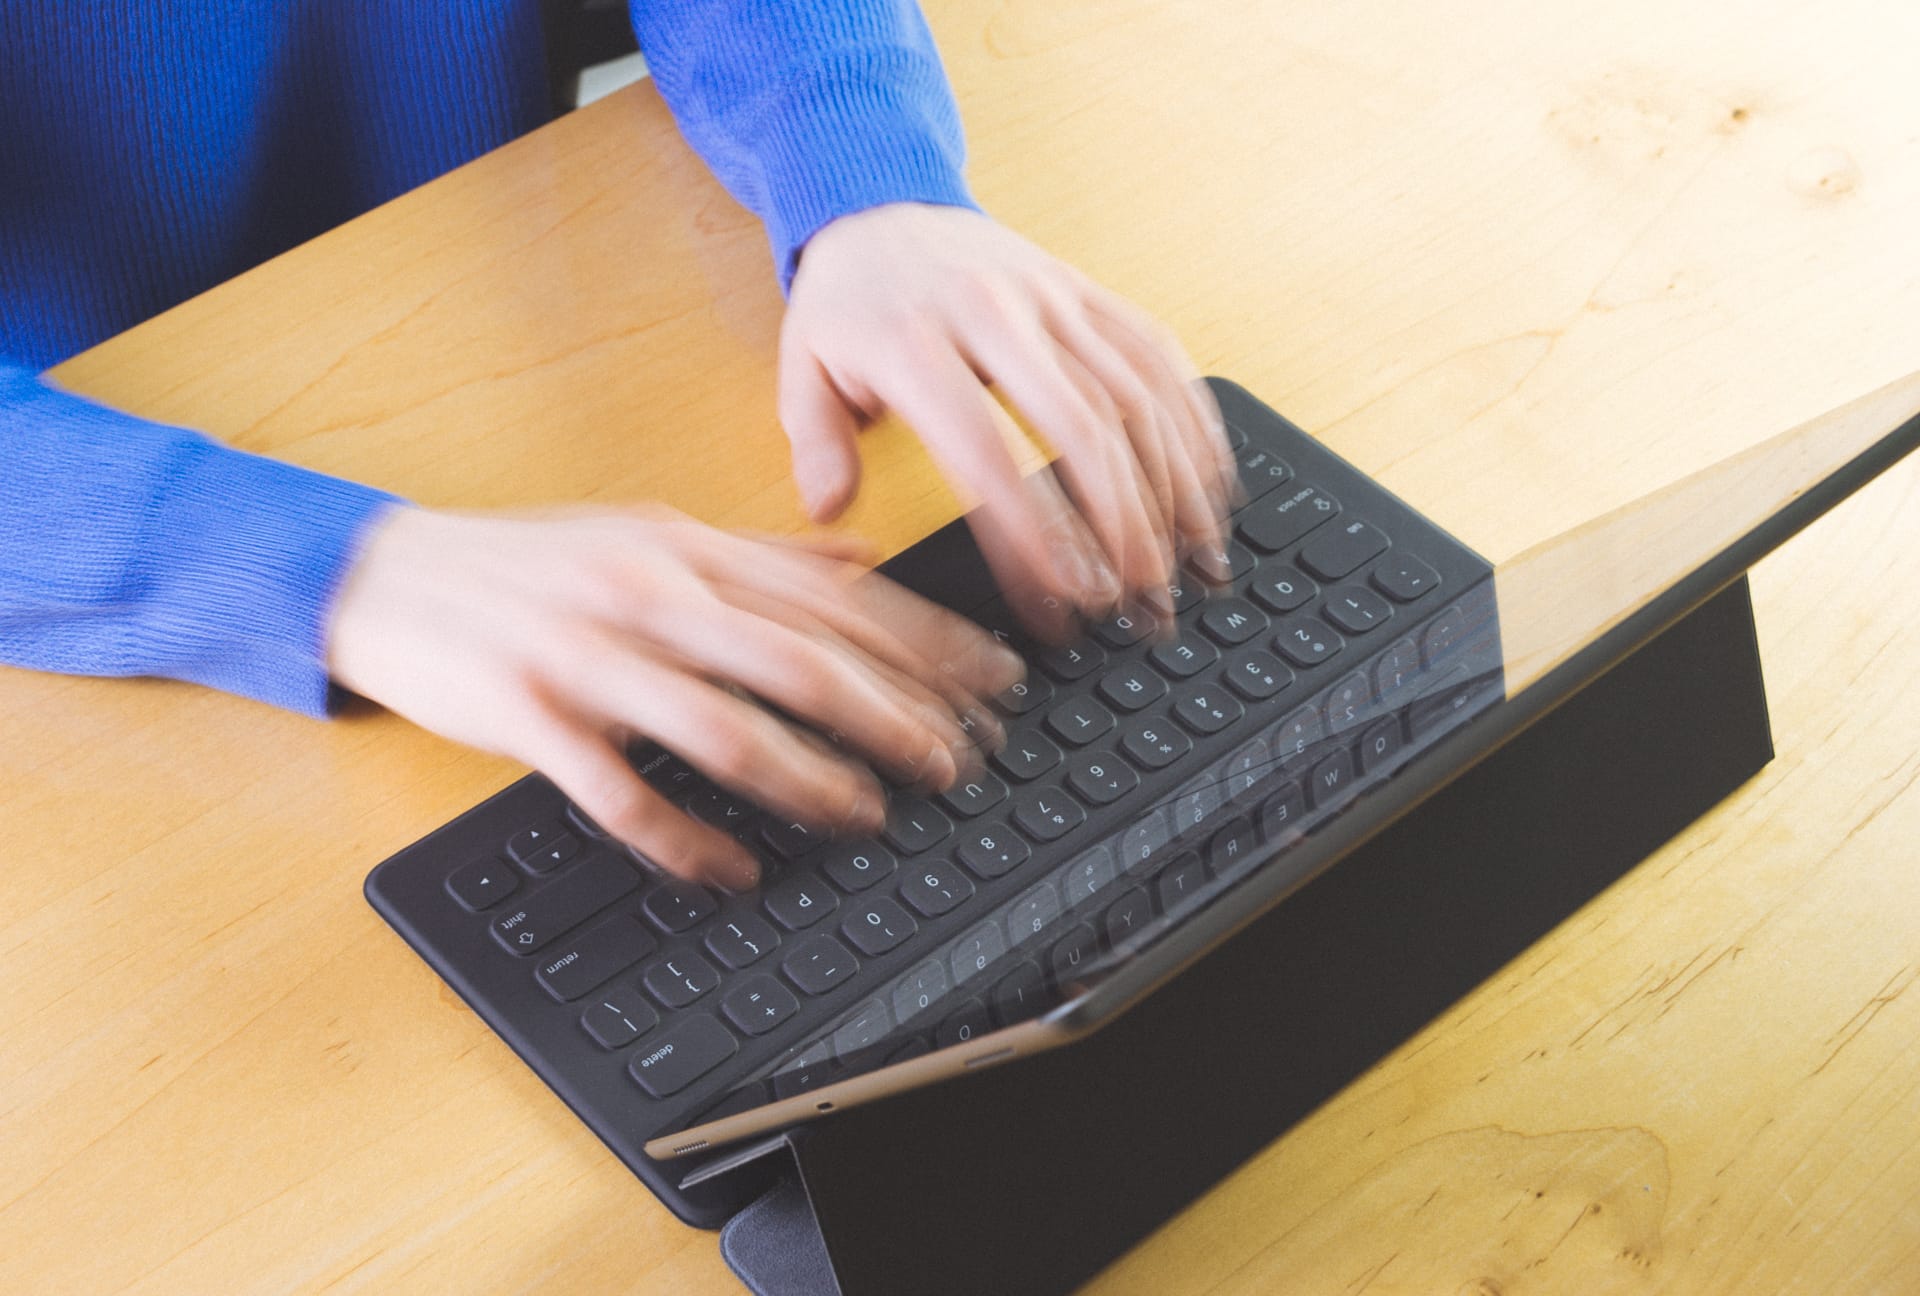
[750, 48, 980, 292]
[135, 439, 404, 718]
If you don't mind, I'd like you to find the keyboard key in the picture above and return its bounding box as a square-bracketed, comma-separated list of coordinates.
[990, 961, 1047, 1025]
[1045, 696, 1115, 747]
[1007, 883, 1063, 943]
[1273, 615, 1343, 668]
[582, 986, 659, 1050]
[1422, 603, 1471, 668]
[1061, 845, 1118, 906]
[1258, 780, 1307, 842]
[643, 882, 717, 934]
[1306, 747, 1356, 809]
[1409, 667, 1490, 738]
[952, 921, 1010, 983]
[1121, 717, 1191, 771]
[994, 674, 1053, 716]
[1225, 541, 1258, 581]
[629, 1015, 738, 1098]
[882, 797, 953, 854]
[1226, 736, 1274, 801]
[1248, 566, 1316, 614]
[761, 817, 823, 860]
[1224, 649, 1291, 702]
[1012, 786, 1085, 842]
[507, 821, 567, 868]
[936, 998, 990, 1047]
[1148, 634, 1218, 680]
[841, 896, 918, 956]
[1323, 584, 1393, 635]
[1049, 923, 1100, 984]
[1223, 417, 1248, 449]
[1299, 519, 1390, 581]
[1237, 485, 1339, 553]
[1092, 608, 1159, 649]
[893, 959, 952, 1025]
[772, 1042, 836, 1098]
[782, 934, 861, 996]
[537, 914, 657, 1002]
[1234, 445, 1293, 498]
[937, 772, 1008, 819]
[1208, 816, 1260, 879]
[490, 854, 639, 955]
[821, 842, 898, 893]
[1098, 662, 1169, 712]
[831, 1000, 895, 1062]
[1200, 597, 1268, 647]
[1038, 638, 1105, 683]
[565, 802, 609, 840]
[1371, 552, 1441, 603]
[513, 826, 581, 875]
[690, 789, 757, 833]
[1066, 750, 1139, 805]
[1374, 636, 1422, 705]
[1165, 573, 1204, 614]
[762, 875, 839, 930]
[1357, 716, 1406, 774]
[447, 858, 518, 912]
[1153, 852, 1210, 915]
[1270, 704, 1324, 767]
[1119, 808, 1175, 875]
[1102, 887, 1153, 946]
[642, 952, 721, 1009]
[1324, 671, 1372, 735]
[990, 732, 1064, 783]
[722, 976, 800, 1037]
[900, 858, 974, 917]
[1173, 684, 1243, 736]
[706, 913, 780, 970]
[1173, 775, 1224, 836]
[958, 822, 1030, 879]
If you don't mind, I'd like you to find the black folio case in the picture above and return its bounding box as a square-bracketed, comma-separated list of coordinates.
[710, 576, 1773, 1295]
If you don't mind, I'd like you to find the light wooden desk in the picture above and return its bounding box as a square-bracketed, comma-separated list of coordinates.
[6, 2, 1918, 1292]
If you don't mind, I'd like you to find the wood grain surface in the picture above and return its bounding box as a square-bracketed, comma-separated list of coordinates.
[4, 1, 1917, 1292]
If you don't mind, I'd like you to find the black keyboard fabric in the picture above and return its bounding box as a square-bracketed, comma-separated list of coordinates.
[364, 378, 1502, 1220]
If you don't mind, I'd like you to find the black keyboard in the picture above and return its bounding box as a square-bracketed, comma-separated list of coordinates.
[365, 378, 1502, 1223]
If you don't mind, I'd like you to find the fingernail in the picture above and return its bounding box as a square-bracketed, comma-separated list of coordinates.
[714, 852, 760, 894]
[987, 644, 1026, 692]
[919, 734, 959, 791]
[846, 783, 888, 834]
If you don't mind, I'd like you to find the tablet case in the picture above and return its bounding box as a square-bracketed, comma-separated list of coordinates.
[706, 575, 1773, 1296]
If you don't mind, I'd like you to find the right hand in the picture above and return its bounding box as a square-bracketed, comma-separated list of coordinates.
[326, 505, 1023, 891]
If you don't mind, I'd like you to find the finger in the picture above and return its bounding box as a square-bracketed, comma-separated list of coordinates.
[641, 596, 977, 792]
[778, 345, 865, 522]
[955, 309, 1171, 603]
[680, 529, 1025, 706]
[1037, 297, 1180, 543]
[871, 333, 1119, 615]
[704, 580, 1007, 769]
[1084, 294, 1238, 519]
[517, 707, 760, 891]
[573, 638, 889, 841]
[966, 466, 1109, 642]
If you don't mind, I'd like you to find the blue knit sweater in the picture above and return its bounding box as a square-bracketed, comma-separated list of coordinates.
[0, 0, 974, 715]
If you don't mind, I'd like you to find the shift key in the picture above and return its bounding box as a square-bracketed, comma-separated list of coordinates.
[492, 853, 639, 954]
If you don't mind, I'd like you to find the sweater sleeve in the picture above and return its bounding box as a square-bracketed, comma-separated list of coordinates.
[628, 0, 979, 291]
[0, 364, 403, 717]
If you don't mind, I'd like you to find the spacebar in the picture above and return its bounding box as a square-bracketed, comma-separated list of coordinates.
[491, 853, 639, 955]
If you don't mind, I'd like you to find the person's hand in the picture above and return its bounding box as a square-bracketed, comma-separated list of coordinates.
[780, 202, 1238, 639]
[326, 505, 1022, 891]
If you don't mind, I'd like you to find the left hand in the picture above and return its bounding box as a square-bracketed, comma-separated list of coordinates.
[779, 203, 1237, 640]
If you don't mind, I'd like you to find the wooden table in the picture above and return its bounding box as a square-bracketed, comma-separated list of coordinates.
[6, 1, 1918, 1291]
